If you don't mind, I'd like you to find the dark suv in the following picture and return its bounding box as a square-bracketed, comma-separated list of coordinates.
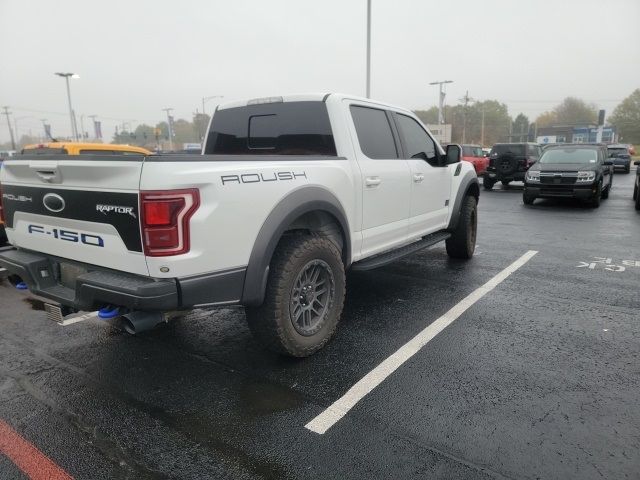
[523, 144, 613, 208]
[484, 142, 542, 190]
[606, 144, 632, 173]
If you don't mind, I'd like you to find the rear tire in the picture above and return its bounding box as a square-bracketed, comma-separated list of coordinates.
[446, 196, 477, 259]
[636, 191, 640, 211]
[245, 234, 345, 357]
[523, 193, 535, 205]
[483, 179, 495, 190]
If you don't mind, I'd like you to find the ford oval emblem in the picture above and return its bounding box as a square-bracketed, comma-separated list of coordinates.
[43, 193, 65, 213]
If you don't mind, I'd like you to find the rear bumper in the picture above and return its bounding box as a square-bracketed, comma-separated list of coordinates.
[524, 183, 597, 199]
[0, 247, 245, 311]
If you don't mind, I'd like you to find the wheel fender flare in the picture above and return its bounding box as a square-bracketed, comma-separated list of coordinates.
[447, 170, 479, 231]
[242, 186, 351, 306]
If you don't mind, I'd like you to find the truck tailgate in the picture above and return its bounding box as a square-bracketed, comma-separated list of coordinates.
[0, 155, 148, 276]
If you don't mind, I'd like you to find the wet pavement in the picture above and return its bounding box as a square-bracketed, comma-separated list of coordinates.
[1, 171, 639, 479]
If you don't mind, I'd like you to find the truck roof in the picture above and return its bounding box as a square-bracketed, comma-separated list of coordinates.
[216, 93, 414, 115]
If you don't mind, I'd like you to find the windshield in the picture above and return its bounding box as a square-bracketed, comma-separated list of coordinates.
[608, 148, 629, 156]
[539, 148, 598, 164]
[463, 146, 483, 157]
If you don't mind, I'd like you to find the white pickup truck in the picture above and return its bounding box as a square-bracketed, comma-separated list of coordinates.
[0, 93, 479, 356]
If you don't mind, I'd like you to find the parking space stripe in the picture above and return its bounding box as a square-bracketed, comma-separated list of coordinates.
[305, 250, 539, 434]
[0, 419, 73, 480]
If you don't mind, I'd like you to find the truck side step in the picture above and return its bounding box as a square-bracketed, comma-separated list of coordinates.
[351, 231, 451, 271]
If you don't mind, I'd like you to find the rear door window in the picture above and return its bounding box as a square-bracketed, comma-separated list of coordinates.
[491, 144, 525, 157]
[205, 101, 337, 156]
[350, 105, 398, 159]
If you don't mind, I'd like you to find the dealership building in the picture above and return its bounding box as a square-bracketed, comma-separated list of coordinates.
[536, 124, 617, 145]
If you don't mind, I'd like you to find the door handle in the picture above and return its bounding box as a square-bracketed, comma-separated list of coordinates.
[413, 173, 425, 183]
[365, 176, 381, 187]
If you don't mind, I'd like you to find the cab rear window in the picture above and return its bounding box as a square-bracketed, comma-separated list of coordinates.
[205, 101, 337, 156]
[22, 147, 68, 155]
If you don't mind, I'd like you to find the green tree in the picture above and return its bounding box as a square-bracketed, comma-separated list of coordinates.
[608, 89, 640, 144]
[512, 113, 529, 142]
[535, 111, 557, 128]
[553, 97, 597, 125]
[414, 107, 439, 125]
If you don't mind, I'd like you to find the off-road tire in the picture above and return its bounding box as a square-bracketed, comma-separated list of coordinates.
[523, 193, 535, 205]
[635, 190, 640, 211]
[633, 183, 637, 201]
[245, 234, 345, 357]
[483, 179, 495, 190]
[446, 196, 477, 259]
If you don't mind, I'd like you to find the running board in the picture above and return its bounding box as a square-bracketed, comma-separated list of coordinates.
[351, 231, 451, 271]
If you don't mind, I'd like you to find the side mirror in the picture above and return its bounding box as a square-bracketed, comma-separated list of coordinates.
[445, 144, 461, 164]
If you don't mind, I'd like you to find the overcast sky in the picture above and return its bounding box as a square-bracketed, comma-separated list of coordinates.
[1, 0, 639, 143]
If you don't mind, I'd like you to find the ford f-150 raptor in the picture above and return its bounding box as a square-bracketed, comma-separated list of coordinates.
[0, 93, 479, 357]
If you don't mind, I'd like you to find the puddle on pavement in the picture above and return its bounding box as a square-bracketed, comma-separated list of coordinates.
[236, 379, 305, 417]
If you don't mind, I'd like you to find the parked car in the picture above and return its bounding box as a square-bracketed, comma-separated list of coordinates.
[484, 142, 542, 189]
[607, 144, 632, 173]
[0, 93, 479, 357]
[523, 144, 613, 207]
[21, 142, 152, 156]
[462, 144, 489, 175]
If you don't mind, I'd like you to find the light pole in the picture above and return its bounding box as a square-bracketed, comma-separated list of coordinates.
[429, 80, 453, 125]
[202, 96, 223, 116]
[366, 0, 371, 98]
[55, 72, 80, 141]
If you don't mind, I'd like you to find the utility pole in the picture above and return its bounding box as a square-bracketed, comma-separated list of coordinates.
[162, 108, 174, 151]
[88, 115, 98, 140]
[460, 90, 474, 145]
[366, 0, 372, 98]
[2, 106, 16, 150]
[429, 80, 453, 124]
[80, 114, 86, 140]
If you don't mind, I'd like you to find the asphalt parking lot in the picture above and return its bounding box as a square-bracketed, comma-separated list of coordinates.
[1, 170, 639, 480]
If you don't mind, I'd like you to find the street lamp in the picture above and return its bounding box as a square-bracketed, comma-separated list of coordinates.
[202, 95, 223, 116]
[429, 80, 453, 125]
[55, 72, 80, 141]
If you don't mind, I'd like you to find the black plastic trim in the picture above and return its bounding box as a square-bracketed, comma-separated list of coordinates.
[447, 171, 480, 230]
[0, 247, 246, 311]
[10, 154, 146, 162]
[241, 186, 351, 306]
[178, 267, 246, 306]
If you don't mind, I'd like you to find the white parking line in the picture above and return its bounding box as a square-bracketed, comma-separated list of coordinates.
[305, 250, 539, 435]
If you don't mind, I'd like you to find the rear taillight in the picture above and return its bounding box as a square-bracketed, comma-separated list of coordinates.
[140, 189, 200, 257]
